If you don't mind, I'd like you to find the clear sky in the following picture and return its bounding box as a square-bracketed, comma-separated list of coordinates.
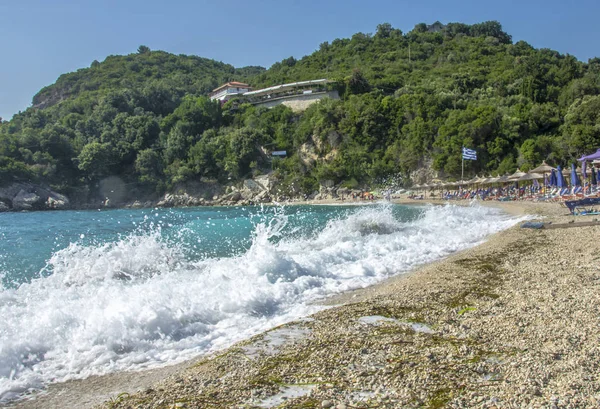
[1, 0, 599, 121]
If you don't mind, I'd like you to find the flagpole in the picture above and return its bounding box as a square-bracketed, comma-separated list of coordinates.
[461, 148, 464, 184]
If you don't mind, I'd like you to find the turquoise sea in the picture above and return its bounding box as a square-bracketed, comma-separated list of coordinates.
[0, 203, 523, 401]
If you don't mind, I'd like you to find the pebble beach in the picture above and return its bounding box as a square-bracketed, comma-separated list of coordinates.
[9, 200, 600, 409]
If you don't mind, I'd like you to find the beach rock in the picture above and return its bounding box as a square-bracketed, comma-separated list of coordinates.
[0, 183, 25, 202]
[254, 190, 271, 203]
[12, 190, 42, 210]
[157, 194, 174, 207]
[243, 179, 264, 193]
[227, 191, 242, 202]
[321, 400, 334, 408]
[5, 184, 71, 211]
[46, 192, 69, 209]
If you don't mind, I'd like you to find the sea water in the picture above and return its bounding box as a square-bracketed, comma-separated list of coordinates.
[0, 203, 523, 401]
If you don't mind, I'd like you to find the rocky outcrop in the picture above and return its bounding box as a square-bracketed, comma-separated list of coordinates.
[32, 85, 73, 110]
[150, 176, 278, 209]
[0, 183, 70, 211]
[156, 193, 205, 208]
[0, 172, 332, 212]
[409, 158, 443, 185]
[12, 190, 42, 210]
[46, 193, 70, 209]
[298, 143, 318, 166]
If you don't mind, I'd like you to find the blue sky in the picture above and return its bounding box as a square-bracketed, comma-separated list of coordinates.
[1, 0, 599, 121]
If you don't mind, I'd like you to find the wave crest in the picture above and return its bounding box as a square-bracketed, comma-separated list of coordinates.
[0, 203, 525, 402]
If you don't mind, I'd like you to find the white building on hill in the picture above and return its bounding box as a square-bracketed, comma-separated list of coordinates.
[244, 79, 339, 112]
[209, 79, 339, 112]
[209, 82, 252, 102]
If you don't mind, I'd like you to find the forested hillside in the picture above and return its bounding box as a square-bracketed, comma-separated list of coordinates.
[1, 21, 600, 200]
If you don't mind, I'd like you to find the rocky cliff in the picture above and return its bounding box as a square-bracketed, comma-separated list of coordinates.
[0, 183, 70, 211]
[0, 174, 365, 213]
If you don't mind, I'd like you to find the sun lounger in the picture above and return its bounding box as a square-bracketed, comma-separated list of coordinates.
[563, 197, 600, 215]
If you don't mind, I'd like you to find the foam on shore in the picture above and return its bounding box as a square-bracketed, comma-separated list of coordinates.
[0, 203, 525, 402]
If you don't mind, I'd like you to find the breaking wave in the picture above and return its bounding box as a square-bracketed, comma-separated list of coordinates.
[0, 203, 524, 401]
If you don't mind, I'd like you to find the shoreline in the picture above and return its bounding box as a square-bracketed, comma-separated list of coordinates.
[9, 201, 593, 408]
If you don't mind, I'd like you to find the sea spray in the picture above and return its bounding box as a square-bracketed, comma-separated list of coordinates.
[0, 203, 525, 401]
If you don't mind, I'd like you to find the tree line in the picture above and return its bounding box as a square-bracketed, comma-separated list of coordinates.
[1, 21, 599, 198]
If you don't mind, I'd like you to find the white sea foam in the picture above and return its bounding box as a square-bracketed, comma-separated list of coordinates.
[0, 203, 525, 401]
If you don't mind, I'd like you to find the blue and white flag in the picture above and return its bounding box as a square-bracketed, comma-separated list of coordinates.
[462, 147, 477, 161]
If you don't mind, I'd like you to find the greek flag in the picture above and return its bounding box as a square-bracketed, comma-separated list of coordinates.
[462, 147, 477, 161]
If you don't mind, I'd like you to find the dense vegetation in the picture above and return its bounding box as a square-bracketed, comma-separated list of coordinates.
[2, 22, 600, 199]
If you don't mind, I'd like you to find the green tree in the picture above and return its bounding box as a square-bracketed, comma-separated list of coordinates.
[77, 142, 116, 180]
[346, 69, 371, 95]
[375, 23, 393, 38]
[135, 148, 163, 184]
[561, 95, 600, 158]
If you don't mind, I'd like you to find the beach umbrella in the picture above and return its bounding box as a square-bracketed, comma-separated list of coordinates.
[556, 166, 567, 188]
[530, 161, 555, 191]
[518, 172, 543, 181]
[571, 164, 580, 186]
[578, 148, 600, 162]
[530, 161, 555, 174]
[499, 174, 510, 182]
[480, 175, 494, 184]
[580, 151, 599, 190]
[494, 174, 509, 184]
[508, 169, 526, 181]
[549, 169, 557, 187]
[561, 165, 578, 176]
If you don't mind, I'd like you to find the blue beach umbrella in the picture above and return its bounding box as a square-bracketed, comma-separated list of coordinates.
[571, 164, 580, 186]
[549, 169, 557, 187]
[579, 148, 600, 162]
[556, 166, 566, 188]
